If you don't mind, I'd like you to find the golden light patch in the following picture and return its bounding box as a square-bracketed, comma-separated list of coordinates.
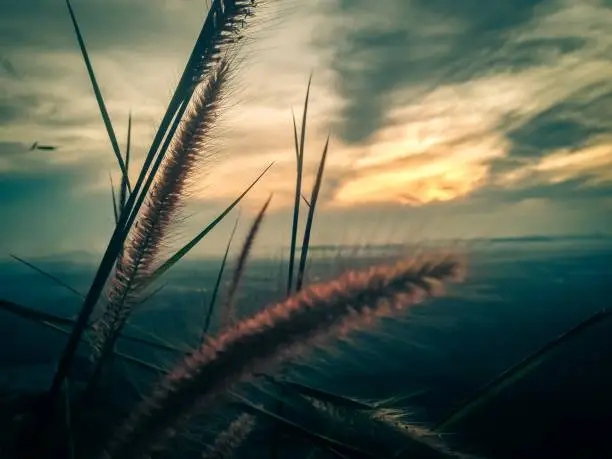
[333, 161, 489, 206]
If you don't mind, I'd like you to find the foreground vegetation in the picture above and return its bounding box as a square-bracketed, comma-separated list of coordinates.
[0, 1, 609, 458]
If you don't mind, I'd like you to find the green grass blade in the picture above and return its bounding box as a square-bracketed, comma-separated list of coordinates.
[109, 172, 119, 224]
[221, 195, 272, 329]
[434, 308, 612, 431]
[10, 317, 168, 375]
[147, 162, 274, 284]
[202, 215, 240, 341]
[120, 111, 132, 213]
[0, 299, 75, 327]
[286, 75, 312, 296]
[115, 350, 167, 374]
[117, 331, 188, 354]
[296, 135, 329, 291]
[65, 0, 130, 191]
[10, 254, 84, 299]
[0, 297, 184, 354]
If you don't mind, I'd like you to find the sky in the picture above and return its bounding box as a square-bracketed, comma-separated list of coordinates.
[1, 0, 612, 258]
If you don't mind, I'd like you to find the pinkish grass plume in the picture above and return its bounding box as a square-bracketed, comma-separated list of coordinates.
[98, 254, 465, 459]
[90, 60, 231, 364]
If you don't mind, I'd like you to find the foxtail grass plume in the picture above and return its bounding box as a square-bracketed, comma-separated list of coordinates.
[98, 254, 465, 459]
[90, 60, 232, 363]
[202, 414, 255, 459]
[221, 195, 272, 329]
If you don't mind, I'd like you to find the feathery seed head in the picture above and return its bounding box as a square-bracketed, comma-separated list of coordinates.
[99, 254, 465, 459]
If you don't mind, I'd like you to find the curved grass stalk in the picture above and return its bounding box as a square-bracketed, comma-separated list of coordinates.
[296, 135, 330, 291]
[287, 74, 312, 295]
[98, 254, 464, 459]
[434, 308, 612, 432]
[221, 195, 272, 329]
[50, 0, 265, 407]
[202, 215, 241, 341]
[90, 61, 232, 367]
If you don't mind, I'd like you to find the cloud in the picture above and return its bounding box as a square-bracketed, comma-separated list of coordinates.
[315, 0, 563, 142]
[316, 0, 612, 144]
[0, 0, 206, 54]
[505, 82, 612, 158]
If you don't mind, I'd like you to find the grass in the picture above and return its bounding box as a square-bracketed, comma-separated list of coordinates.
[0, 1, 608, 458]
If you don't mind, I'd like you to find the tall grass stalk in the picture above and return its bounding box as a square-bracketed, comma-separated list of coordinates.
[109, 173, 119, 224]
[202, 216, 240, 341]
[119, 112, 132, 214]
[221, 195, 272, 328]
[286, 75, 312, 296]
[48, 0, 263, 407]
[434, 307, 612, 431]
[65, 0, 130, 189]
[97, 254, 463, 459]
[296, 135, 330, 291]
[81, 61, 235, 406]
[90, 60, 232, 363]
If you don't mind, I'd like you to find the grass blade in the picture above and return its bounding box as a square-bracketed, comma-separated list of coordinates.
[202, 215, 240, 341]
[287, 76, 312, 294]
[65, 0, 129, 190]
[9, 254, 84, 299]
[296, 135, 329, 291]
[434, 308, 612, 431]
[0, 299, 75, 327]
[286, 74, 312, 295]
[120, 112, 132, 213]
[109, 172, 119, 224]
[146, 163, 274, 284]
[0, 297, 185, 355]
[221, 195, 272, 329]
[231, 393, 373, 459]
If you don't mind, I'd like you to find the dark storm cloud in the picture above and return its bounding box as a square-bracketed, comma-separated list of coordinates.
[316, 0, 584, 143]
[506, 83, 612, 158]
[0, 0, 204, 54]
